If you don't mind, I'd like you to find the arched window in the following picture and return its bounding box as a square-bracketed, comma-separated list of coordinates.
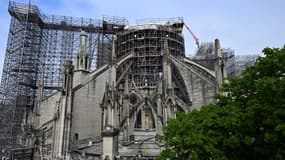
[135, 110, 142, 128]
[74, 133, 79, 141]
[134, 107, 155, 130]
[85, 56, 88, 69]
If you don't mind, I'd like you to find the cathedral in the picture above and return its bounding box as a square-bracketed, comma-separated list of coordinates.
[28, 22, 227, 159]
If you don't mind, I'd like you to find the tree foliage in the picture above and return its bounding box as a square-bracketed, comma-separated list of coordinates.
[157, 46, 285, 160]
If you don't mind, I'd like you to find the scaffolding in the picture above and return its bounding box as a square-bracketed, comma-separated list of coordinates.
[192, 42, 258, 78]
[0, 1, 127, 156]
[116, 18, 185, 88]
[234, 54, 258, 76]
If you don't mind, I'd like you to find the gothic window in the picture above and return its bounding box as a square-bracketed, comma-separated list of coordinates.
[135, 110, 142, 128]
[134, 107, 155, 130]
[74, 133, 79, 141]
[77, 56, 79, 67]
[129, 94, 138, 105]
[80, 59, 83, 66]
[85, 56, 88, 69]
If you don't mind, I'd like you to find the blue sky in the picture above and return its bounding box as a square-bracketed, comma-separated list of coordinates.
[0, 0, 285, 80]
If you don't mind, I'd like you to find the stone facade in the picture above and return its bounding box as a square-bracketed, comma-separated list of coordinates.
[27, 24, 227, 159]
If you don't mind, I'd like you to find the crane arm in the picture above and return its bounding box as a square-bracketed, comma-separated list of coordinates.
[184, 22, 200, 48]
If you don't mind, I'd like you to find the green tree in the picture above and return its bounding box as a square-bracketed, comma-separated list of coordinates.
[157, 46, 285, 160]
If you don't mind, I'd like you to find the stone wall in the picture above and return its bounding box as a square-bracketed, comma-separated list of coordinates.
[71, 69, 109, 141]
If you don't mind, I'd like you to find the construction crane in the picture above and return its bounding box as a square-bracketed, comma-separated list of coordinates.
[184, 22, 200, 48]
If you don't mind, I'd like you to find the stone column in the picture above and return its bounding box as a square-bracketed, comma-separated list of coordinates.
[102, 128, 119, 160]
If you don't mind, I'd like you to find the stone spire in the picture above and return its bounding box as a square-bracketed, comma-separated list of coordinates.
[109, 39, 116, 88]
[75, 31, 90, 71]
[162, 39, 173, 91]
[73, 31, 90, 87]
[215, 38, 227, 89]
[111, 39, 116, 65]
